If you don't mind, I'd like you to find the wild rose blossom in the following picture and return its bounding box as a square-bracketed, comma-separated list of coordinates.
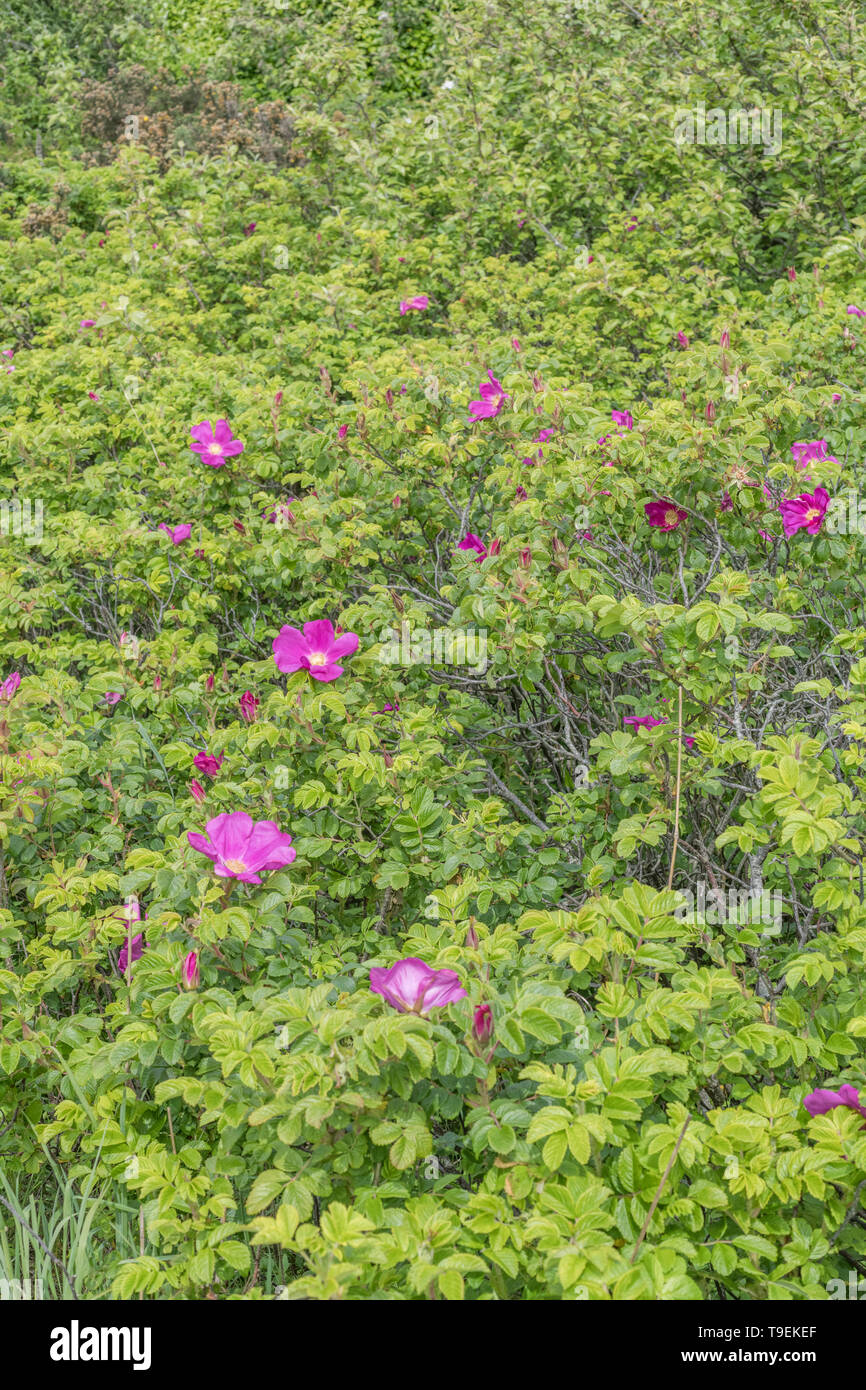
[104, 692, 124, 707]
[803, 1084, 866, 1121]
[677, 332, 690, 348]
[457, 533, 487, 562]
[468, 372, 508, 421]
[193, 752, 224, 777]
[611, 409, 634, 431]
[374, 700, 400, 715]
[779, 487, 829, 537]
[624, 715, 666, 732]
[337, 425, 349, 440]
[645, 500, 688, 531]
[273, 619, 359, 683]
[189, 419, 244, 466]
[80, 319, 95, 329]
[791, 440, 837, 470]
[118, 933, 145, 976]
[159, 523, 192, 545]
[369, 956, 467, 1015]
[846, 305, 865, 318]
[399, 295, 429, 314]
[187, 811, 296, 884]
[625, 714, 695, 749]
[0, 672, 21, 703]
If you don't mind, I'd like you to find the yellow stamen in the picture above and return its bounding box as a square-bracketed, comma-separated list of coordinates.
[664, 509, 680, 526]
[308, 652, 328, 666]
[804, 508, 820, 521]
[223, 858, 247, 873]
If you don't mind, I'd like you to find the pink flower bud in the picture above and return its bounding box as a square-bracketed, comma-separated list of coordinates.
[206, 674, 215, 692]
[473, 1003, 493, 1045]
[240, 691, 259, 723]
[705, 400, 716, 422]
[720, 329, 730, 349]
[519, 547, 531, 568]
[182, 950, 199, 989]
[190, 778, 206, 803]
[465, 922, 479, 949]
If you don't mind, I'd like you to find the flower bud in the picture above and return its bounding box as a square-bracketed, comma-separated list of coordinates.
[182, 950, 199, 990]
[473, 1003, 493, 1045]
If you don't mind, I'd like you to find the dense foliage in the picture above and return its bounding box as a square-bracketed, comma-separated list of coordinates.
[1, 0, 866, 1301]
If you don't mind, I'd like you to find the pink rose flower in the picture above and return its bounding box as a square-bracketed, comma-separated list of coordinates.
[790, 440, 837, 470]
[118, 933, 145, 976]
[187, 811, 296, 884]
[468, 371, 508, 421]
[457, 533, 487, 561]
[159, 523, 192, 545]
[399, 295, 429, 314]
[778, 487, 829, 537]
[193, 752, 224, 778]
[369, 956, 467, 1015]
[645, 499, 688, 531]
[272, 618, 359, 683]
[189, 419, 244, 466]
[0, 672, 21, 703]
[804, 1084, 866, 1121]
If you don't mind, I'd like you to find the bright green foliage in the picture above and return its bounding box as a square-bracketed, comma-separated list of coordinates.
[1, 0, 866, 1300]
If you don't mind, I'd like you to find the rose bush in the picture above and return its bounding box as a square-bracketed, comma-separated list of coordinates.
[0, 0, 865, 1300]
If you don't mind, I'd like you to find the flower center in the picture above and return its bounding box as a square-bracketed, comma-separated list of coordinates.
[207, 442, 223, 455]
[804, 507, 821, 521]
[307, 652, 328, 666]
[664, 509, 680, 526]
[223, 857, 247, 873]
